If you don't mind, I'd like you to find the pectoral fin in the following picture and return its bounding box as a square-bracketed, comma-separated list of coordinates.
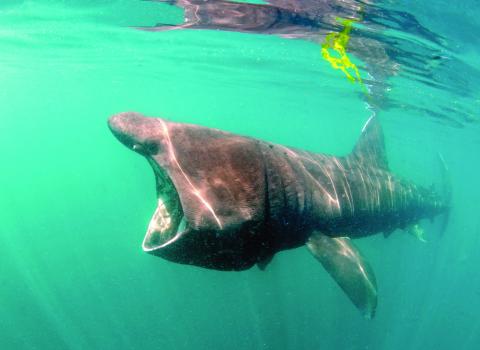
[307, 232, 377, 319]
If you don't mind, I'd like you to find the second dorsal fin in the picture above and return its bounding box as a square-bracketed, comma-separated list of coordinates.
[348, 116, 389, 170]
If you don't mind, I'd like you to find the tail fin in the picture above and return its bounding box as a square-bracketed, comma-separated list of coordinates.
[437, 153, 452, 236]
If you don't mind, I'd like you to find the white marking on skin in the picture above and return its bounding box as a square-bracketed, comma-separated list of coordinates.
[375, 177, 381, 208]
[387, 175, 394, 209]
[362, 115, 374, 133]
[364, 170, 375, 213]
[280, 146, 299, 159]
[282, 148, 340, 212]
[332, 157, 354, 215]
[158, 119, 223, 229]
[336, 238, 376, 296]
[303, 166, 339, 211]
[355, 168, 368, 211]
[321, 164, 341, 214]
[304, 155, 342, 213]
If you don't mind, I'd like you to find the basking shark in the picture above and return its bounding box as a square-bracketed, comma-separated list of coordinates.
[108, 112, 448, 318]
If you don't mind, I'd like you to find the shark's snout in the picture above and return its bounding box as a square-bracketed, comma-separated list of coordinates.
[108, 112, 142, 143]
[108, 112, 163, 155]
[109, 112, 192, 261]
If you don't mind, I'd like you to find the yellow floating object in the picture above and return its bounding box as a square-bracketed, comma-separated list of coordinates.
[321, 18, 363, 84]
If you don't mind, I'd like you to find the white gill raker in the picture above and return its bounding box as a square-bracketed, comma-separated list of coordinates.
[143, 201, 184, 252]
[148, 198, 172, 234]
[158, 119, 223, 229]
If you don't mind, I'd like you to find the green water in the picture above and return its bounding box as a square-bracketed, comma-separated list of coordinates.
[1, 1, 479, 349]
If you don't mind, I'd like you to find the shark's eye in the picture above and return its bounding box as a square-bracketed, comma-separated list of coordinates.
[132, 140, 160, 155]
[143, 140, 160, 155]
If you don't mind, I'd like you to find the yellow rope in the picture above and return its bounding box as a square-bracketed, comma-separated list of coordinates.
[321, 18, 363, 85]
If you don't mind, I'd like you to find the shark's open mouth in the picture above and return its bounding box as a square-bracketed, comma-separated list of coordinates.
[142, 159, 186, 251]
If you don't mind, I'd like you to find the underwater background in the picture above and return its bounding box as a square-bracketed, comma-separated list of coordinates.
[1, 0, 479, 349]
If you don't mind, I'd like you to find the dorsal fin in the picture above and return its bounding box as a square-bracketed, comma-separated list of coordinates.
[348, 116, 388, 170]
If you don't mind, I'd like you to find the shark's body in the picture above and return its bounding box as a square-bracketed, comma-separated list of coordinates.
[108, 112, 448, 318]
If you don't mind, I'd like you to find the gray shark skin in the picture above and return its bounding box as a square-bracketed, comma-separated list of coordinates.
[108, 112, 448, 318]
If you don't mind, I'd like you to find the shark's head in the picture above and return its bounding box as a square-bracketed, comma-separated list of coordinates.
[108, 112, 268, 270]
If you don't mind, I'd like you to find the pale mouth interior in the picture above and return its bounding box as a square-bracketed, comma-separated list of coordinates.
[142, 159, 185, 251]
